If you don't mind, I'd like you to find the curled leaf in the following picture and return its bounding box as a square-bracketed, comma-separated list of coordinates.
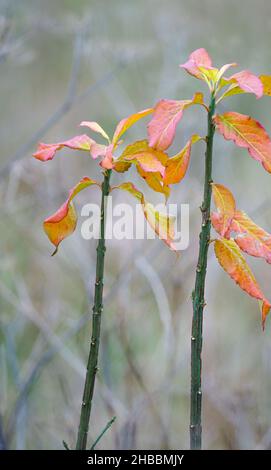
[112, 108, 153, 145]
[112, 182, 176, 250]
[211, 183, 236, 237]
[147, 93, 203, 151]
[214, 112, 271, 174]
[44, 177, 99, 252]
[214, 238, 270, 328]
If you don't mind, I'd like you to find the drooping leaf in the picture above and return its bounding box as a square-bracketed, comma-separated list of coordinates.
[112, 108, 153, 145]
[33, 135, 95, 162]
[44, 177, 99, 253]
[211, 183, 236, 237]
[113, 182, 176, 250]
[147, 93, 203, 151]
[164, 135, 201, 185]
[214, 238, 270, 328]
[230, 210, 271, 264]
[80, 121, 110, 142]
[180, 48, 212, 79]
[214, 112, 271, 174]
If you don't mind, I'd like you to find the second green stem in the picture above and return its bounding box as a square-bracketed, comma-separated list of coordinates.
[190, 93, 216, 450]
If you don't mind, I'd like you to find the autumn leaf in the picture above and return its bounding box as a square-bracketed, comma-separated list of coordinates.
[137, 165, 170, 199]
[33, 135, 95, 162]
[211, 212, 231, 239]
[230, 210, 271, 264]
[259, 75, 271, 96]
[80, 121, 110, 142]
[214, 112, 271, 174]
[221, 71, 263, 99]
[147, 93, 203, 151]
[180, 48, 212, 79]
[211, 183, 236, 237]
[112, 108, 153, 145]
[164, 135, 201, 185]
[116, 140, 166, 177]
[214, 238, 271, 328]
[112, 182, 176, 250]
[44, 177, 99, 254]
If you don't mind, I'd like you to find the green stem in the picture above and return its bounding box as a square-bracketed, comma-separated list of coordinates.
[76, 169, 111, 450]
[190, 94, 216, 450]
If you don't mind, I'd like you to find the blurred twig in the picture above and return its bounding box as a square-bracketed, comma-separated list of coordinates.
[0, 29, 125, 180]
[90, 416, 116, 450]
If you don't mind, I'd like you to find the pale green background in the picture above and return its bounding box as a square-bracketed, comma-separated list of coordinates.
[1, 0, 271, 449]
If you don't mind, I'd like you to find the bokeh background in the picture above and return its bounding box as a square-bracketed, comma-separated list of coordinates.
[1, 0, 271, 450]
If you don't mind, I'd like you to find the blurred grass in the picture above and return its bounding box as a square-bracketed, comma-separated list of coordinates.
[1, 0, 271, 450]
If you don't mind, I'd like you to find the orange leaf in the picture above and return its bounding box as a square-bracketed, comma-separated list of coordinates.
[211, 183, 236, 237]
[164, 135, 201, 185]
[113, 182, 176, 250]
[33, 135, 95, 162]
[230, 210, 271, 264]
[214, 238, 270, 328]
[214, 112, 271, 174]
[147, 93, 203, 151]
[112, 108, 153, 145]
[44, 177, 99, 253]
[211, 212, 231, 239]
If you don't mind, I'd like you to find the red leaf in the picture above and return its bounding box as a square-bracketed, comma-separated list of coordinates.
[180, 48, 212, 79]
[33, 135, 95, 161]
[147, 93, 203, 151]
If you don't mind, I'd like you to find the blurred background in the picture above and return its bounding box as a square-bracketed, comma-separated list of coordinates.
[1, 0, 271, 450]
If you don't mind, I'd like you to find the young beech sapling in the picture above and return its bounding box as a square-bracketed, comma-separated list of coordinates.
[147, 48, 271, 449]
